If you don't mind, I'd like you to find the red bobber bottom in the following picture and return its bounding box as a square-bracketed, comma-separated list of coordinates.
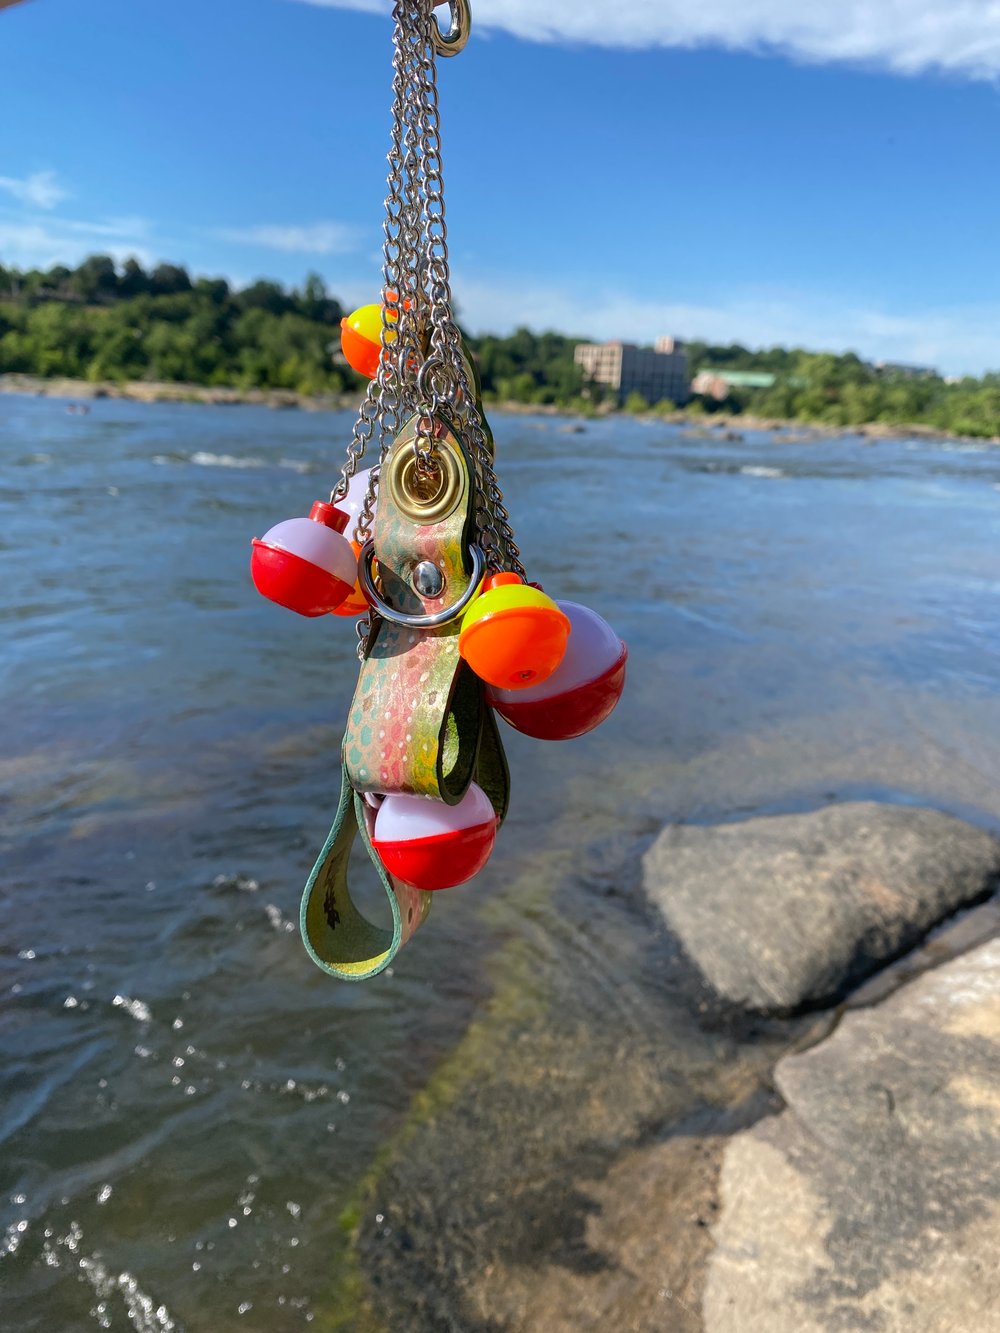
[487, 600, 627, 740]
[251, 500, 357, 617]
[371, 783, 498, 891]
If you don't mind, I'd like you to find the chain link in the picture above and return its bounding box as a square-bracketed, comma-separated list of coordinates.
[334, 1, 524, 578]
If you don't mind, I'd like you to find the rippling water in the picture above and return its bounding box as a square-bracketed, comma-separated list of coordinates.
[3, 396, 1000, 1329]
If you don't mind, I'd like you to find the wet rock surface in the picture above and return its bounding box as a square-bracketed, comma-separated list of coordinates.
[705, 938, 1000, 1333]
[347, 836, 825, 1333]
[643, 802, 1000, 1013]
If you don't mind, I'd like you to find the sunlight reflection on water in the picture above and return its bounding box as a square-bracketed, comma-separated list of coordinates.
[3, 397, 1000, 1327]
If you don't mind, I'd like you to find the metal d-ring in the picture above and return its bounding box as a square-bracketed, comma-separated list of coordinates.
[359, 540, 485, 628]
[431, 0, 470, 57]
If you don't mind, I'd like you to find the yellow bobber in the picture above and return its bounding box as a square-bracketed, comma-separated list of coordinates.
[340, 299, 401, 379]
[458, 573, 571, 690]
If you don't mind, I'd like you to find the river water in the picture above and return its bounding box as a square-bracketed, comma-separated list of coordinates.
[2, 397, 1000, 1330]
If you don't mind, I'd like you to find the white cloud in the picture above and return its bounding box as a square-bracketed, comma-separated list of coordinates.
[452, 273, 1000, 376]
[215, 221, 360, 254]
[0, 168, 153, 269]
[0, 217, 154, 270]
[58, 215, 151, 240]
[292, 0, 1000, 80]
[0, 169, 69, 210]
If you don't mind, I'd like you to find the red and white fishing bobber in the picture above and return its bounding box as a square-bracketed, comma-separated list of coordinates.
[251, 500, 358, 617]
[487, 601, 627, 740]
[371, 783, 498, 891]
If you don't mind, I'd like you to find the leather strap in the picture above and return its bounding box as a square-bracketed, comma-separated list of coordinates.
[299, 413, 510, 980]
[344, 414, 483, 803]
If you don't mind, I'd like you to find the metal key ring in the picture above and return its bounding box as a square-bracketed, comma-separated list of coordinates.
[431, 0, 471, 57]
[359, 540, 484, 628]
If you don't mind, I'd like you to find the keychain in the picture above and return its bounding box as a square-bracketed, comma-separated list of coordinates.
[250, 0, 627, 980]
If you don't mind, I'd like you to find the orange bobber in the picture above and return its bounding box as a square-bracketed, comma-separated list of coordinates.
[331, 540, 370, 617]
[339, 295, 411, 379]
[458, 572, 571, 691]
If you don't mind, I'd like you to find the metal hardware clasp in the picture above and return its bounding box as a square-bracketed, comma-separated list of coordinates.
[431, 0, 470, 57]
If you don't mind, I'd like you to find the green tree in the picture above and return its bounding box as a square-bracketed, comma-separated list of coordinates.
[70, 255, 119, 304]
[238, 279, 292, 316]
[119, 258, 150, 298]
[3, 251, 999, 433]
[194, 276, 230, 305]
[150, 264, 193, 296]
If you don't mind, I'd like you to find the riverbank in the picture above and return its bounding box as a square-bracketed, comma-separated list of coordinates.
[2, 371, 996, 444]
[0, 371, 353, 412]
[338, 806, 1000, 1332]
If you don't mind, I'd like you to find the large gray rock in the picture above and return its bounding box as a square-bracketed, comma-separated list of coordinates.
[644, 801, 1000, 1013]
[704, 938, 1000, 1333]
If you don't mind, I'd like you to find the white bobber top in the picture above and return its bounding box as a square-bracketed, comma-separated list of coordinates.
[373, 782, 496, 841]
[258, 514, 357, 585]
[488, 600, 624, 703]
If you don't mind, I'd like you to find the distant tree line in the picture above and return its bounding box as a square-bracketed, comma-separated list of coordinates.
[0, 258, 352, 394]
[1, 256, 998, 436]
[694, 349, 1000, 440]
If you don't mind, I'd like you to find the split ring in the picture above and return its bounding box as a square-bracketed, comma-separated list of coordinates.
[359, 540, 485, 628]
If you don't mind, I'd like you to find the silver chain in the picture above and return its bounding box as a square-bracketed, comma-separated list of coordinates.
[330, 1, 524, 579]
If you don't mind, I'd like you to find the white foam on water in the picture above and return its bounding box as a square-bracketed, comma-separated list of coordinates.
[211, 873, 259, 893]
[2, 1217, 29, 1258]
[190, 451, 267, 469]
[79, 1257, 178, 1332]
[39, 1219, 178, 1331]
[191, 450, 314, 471]
[112, 995, 152, 1024]
[277, 1078, 329, 1102]
[740, 465, 785, 479]
[152, 450, 312, 472]
[264, 904, 296, 934]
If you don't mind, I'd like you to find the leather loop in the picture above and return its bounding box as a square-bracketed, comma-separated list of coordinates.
[299, 763, 432, 981]
[299, 714, 509, 980]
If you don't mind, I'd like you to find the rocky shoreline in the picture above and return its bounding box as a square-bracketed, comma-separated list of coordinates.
[0, 371, 354, 411]
[1, 372, 995, 444]
[330, 802, 1000, 1332]
[706, 936, 1000, 1332]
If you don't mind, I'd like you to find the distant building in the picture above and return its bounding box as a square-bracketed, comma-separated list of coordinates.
[872, 360, 938, 380]
[574, 338, 690, 405]
[692, 369, 777, 401]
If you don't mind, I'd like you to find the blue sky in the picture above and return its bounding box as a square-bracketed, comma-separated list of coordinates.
[2, 0, 1000, 373]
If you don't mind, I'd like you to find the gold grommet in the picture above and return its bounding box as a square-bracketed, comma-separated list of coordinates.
[384, 434, 463, 524]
